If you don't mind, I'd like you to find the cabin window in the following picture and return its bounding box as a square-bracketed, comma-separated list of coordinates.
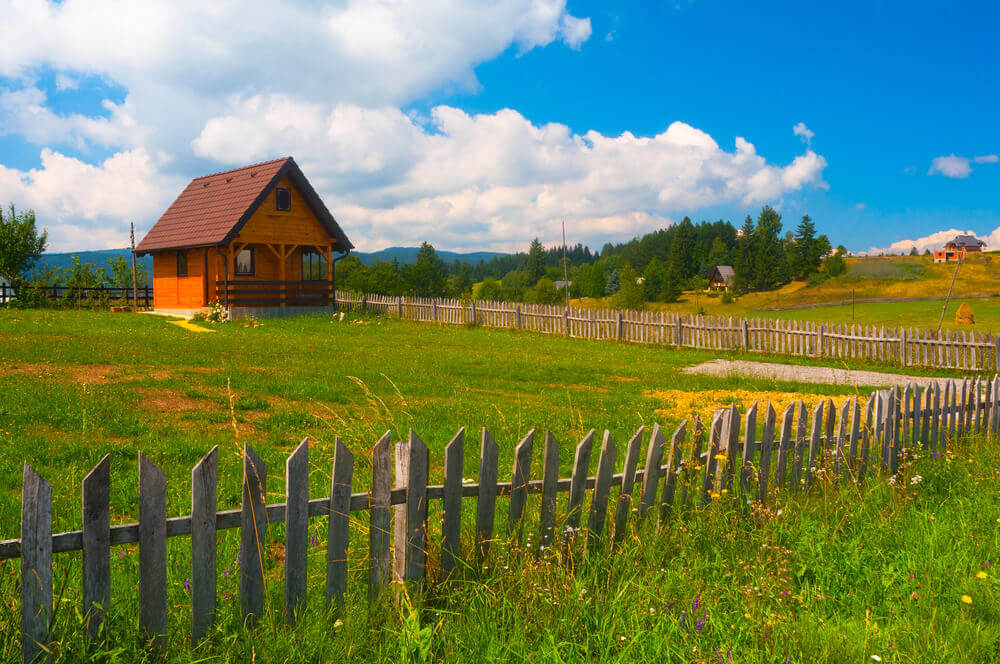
[235, 248, 255, 276]
[176, 251, 188, 277]
[301, 249, 328, 281]
[275, 187, 291, 211]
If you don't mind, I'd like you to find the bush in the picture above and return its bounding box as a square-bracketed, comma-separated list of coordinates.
[806, 271, 831, 287]
[721, 291, 734, 304]
[705, 290, 719, 298]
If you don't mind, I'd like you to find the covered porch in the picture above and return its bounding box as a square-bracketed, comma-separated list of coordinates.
[214, 241, 338, 309]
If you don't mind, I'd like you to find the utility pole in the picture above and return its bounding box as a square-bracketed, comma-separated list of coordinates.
[561, 220, 570, 308]
[130, 222, 139, 309]
[937, 256, 962, 333]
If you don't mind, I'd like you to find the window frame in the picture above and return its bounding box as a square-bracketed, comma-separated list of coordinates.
[234, 247, 255, 276]
[275, 187, 292, 211]
[176, 251, 188, 277]
[300, 248, 328, 282]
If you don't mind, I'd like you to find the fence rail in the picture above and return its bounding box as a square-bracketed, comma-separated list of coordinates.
[6, 375, 998, 661]
[0, 283, 152, 307]
[215, 280, 333, 307]
[336, 292, 1000, 371]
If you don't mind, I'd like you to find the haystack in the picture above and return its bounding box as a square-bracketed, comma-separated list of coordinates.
[955, 302, 975, 325]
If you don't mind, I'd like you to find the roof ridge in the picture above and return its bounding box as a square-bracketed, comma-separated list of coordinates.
[191, 157, 292, 181]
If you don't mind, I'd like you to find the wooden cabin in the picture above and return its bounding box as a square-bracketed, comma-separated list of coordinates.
[707, 265, 735, 292]
[135, 157, 352, 316]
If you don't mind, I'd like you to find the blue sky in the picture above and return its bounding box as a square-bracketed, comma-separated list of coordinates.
[1, 0, 997, 253]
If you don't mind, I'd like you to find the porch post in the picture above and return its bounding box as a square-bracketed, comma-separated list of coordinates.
[279, 243, 287, 308]
[327, 244, 334, 308]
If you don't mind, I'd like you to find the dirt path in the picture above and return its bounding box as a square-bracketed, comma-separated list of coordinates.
[683, 359, 970, 388]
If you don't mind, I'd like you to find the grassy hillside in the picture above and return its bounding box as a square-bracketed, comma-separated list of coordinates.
[576, 253, 1000, 330]
[0, 310, 997, 662]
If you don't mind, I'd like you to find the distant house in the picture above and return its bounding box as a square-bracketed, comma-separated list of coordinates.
[0, 275, 11, 303]
[554, 280, 572, 290]
[135, 157, 353, 316]
[933, 234, 986, 263]
[707, 265, 735, 291]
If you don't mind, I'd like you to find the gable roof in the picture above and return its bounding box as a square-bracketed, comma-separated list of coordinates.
[135, 157, 353, 254]
[709, 265, 735, 284]
[946, 234, 985, 249]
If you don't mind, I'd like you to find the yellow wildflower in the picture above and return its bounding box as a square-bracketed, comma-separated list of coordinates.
[714, 453, 728, 461]
[961, 595, 973, 605]
[976, 571, 988, 579]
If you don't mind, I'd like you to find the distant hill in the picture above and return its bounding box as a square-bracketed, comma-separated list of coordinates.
[36, 246, 510, 275]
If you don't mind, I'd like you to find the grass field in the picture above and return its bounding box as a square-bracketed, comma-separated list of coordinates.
[575, 254, 1000, 330]
[0, 309, 997, 662]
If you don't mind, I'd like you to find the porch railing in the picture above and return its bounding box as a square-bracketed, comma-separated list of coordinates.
[214, 280, 333, 307]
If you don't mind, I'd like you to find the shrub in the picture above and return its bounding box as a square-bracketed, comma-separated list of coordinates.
[721, 291, 734, 304]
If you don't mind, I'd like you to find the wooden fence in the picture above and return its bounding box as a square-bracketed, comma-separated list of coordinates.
[0, 283, 152, 307]
[4, 375, 998, 661]
[336, 292, 1000, 371]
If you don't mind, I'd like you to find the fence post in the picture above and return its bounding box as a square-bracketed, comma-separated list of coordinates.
[515, 304, 522, 330]
[432, 300, 438, 322]
[21, 463, 52, 664]
[993, 333, 999, 372]
[471, 300, 477, 324]
[397, 296, 404, 318]
[675, 316, 683, 346]
[816, 324, 825, 358]
[900, 329, 907, 366]
[562, 308, 569, 336]
[616, 311, 624, 341]
[740, 319, 749, 351]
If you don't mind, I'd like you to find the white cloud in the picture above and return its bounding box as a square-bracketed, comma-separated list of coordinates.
[928, 154, 972, 178]
[0, 0, 828, 253]
[792, 122, 814, 145]
[864, 227, 999, 256]
[974, 154, 999, 164]
[191, 100, 828, 251]
[0, 149, 183, 251]
[855, 203, 866, 210]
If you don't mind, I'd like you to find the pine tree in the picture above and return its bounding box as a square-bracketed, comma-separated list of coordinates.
[643, 258, 666, 301]
[706, 236, 730, 272]
[751, 206, 788, 290]
[526, 238, 546, 284]
[604, 269, 620, 295]
[790, 215, 817, 280]
[734, 215, 756, 291]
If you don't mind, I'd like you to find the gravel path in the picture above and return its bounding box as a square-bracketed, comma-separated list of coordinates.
[683, 359, 965, 388]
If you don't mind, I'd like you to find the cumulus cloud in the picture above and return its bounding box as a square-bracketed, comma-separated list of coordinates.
[974, 154, 999, 164]
[793, 122, 814, 145]
[0, 0, 828, 252]
[864, 227, 1000, 256]
[191, 100, 828, 250]
[0, 149, 183, 251]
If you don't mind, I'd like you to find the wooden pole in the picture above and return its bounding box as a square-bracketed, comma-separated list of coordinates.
[937, 257, 962, 333]
[130, 223, 139, 309]
[561, 220, 570, 308]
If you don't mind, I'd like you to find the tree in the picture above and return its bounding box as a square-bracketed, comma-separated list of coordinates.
[0, 204, 47, 286]
[604, 269, 620, 296]
[526, 238, 546, 284]
[531, 277, 561, 304]
[572, 263, 605, 298]
[107, 256, 149, 288]
[610, 264, 645, 310]
[642, 258, 666, 301]
[706, 236, 730, 273]
[473, 277, 504, 301]
[404, 242, 445, 296]
[660, 261, 683, 302]
[501, 270, 529, 301]
[734, 215, 755, 290]
[825, 250, 847, 277]
[751, 206, 788, 290]
[909, 246, 919, 256]
[789, 215, 817, 280]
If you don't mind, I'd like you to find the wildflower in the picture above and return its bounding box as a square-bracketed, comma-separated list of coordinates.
[961, 595, 973, 605]
[910, 592, 917, 600]
[910, 475, 923, 485]
[870, 657, 882, 662]
[619, 636, 626, 642]
[333, 619, 343, 630]
[976, 571, 988, 579]
[714, 453, 727, 461]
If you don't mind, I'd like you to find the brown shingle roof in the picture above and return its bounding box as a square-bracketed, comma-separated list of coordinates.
[135, 157, 352, 254]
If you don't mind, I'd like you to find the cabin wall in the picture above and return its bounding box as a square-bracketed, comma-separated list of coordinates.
[234, 176, 337, 250]
[152, 249, 206, 309]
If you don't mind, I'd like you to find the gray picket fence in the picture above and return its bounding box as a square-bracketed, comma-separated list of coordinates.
[336, 291, 1000, 371]
[5, 375, 998, 661]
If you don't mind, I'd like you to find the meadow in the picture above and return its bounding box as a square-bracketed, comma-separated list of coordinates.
[575, 253, 1000, 330]
[0, 309, 997, 662]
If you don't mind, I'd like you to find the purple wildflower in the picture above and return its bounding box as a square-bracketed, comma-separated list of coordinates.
[693, 595, 700, 611]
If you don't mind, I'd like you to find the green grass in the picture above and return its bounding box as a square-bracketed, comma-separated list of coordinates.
[0, 309, 997, 662]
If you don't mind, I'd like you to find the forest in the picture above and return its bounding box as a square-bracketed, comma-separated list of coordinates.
[335, 206, 846, 307]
